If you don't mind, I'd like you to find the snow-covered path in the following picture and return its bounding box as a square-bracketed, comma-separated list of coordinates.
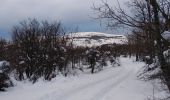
[0, 57, 165, 100]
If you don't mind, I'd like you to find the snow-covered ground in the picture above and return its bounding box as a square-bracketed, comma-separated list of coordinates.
[67, 32, 127, 47]
[0, 57, 168, 100]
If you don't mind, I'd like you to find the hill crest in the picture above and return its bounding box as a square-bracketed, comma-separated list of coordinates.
[67, 32, 127, 47]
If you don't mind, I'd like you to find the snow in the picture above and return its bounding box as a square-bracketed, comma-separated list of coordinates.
[164, 49, 170, 57]
[0, 61, 10, 71]
[164, 49, 170, 63]
[67, 32, 127, 47]
[162, 31, 170, 42]
[0, 57, 168, 100]
[68, 32, 124, 38]
[0, 61, 9, 67]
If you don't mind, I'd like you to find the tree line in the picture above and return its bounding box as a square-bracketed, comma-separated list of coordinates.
[0, 19, 123, 91]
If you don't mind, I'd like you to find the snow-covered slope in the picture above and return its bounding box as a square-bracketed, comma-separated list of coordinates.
[67, 32, 127, 47]
[0, 57, 168, 100]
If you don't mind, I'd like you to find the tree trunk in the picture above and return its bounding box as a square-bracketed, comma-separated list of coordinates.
[150, 0, 170, 91]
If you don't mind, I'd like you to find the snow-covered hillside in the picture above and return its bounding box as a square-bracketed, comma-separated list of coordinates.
[0, 57, 168, 100]
[67, 32, 127, 47]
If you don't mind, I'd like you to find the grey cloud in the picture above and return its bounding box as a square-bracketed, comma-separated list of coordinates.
[0, 0, 128, 34]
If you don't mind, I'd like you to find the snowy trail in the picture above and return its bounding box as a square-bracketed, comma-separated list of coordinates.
[0, 57, 165, 100]
[54, 65, 132, 100]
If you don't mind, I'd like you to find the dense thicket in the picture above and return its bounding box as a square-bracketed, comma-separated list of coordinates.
[9, 19, 69, 82]
[0, 39, 13, 91]
[93, 0, 170, 91]
[0, 39, 7, 61]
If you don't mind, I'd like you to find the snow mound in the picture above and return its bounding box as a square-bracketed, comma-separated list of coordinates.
[162, 31, 170, 42]
[67, 32, 127, 47]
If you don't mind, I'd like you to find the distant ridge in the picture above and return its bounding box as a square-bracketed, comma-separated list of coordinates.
[67, 32, 127, 47]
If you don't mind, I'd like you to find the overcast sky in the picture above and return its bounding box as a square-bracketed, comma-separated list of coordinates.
[0, 0, 128, 38]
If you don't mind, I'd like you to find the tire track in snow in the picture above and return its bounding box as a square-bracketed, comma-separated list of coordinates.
[41, 58, 138, 100]
[41, 67, 124, 100]
[90, 67, 133, 100]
